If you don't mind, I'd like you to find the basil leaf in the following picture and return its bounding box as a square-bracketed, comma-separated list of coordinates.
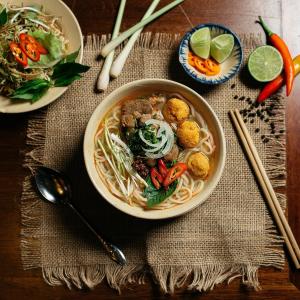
[62, 49, 80, 63]
[0, 8, 7, 26]
[52, 62, 90, 79]
[51, 61, 90, 87]
[143, 176, 177, 208]
[11, 79, 51, 103]
[54, 74, 81, 87]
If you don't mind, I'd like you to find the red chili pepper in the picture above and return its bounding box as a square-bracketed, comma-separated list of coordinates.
[20, 33, 48, 55]
[158, 159, 168, 178]
[150, 167, 163, 190]
[163, 162, 187, 188]
[257, 55, 300, 102]
[9, 42, 28, 67]
[258, 16, 295, 96]
[20, 40, 40, 62]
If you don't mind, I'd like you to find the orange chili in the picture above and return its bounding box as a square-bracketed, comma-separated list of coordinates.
[188, 52, 196, 67]
[257, 55, 300, 102]
[258, 16, 294, 96]
[188, 52, 221, 76]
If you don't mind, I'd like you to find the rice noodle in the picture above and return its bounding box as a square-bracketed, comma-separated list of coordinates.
[94, 94, 216, 210]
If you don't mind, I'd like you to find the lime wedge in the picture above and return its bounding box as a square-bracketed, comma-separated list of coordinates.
[210, 34, 234, 63]
[248, 45, 283, 82]
[190, 27, 211, 59]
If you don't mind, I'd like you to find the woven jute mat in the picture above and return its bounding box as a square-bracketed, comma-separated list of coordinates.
[21, 33, 286, 293]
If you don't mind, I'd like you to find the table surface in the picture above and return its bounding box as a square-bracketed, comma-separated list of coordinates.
[1, 0, 300, 299]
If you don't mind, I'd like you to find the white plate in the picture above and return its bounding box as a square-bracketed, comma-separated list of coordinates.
[0, 0, 83, 113]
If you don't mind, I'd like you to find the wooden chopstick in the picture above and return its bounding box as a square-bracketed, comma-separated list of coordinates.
[229, 109, 300, 269]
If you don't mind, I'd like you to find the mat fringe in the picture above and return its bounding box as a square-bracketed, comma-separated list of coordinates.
[20, 33, 285, 294]
[42, 265, 146, 293]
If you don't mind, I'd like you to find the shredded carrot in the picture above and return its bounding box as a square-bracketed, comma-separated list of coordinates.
[188, 51, 221, 76]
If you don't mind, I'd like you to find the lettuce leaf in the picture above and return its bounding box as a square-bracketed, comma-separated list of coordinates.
[31, 30, 63, 59]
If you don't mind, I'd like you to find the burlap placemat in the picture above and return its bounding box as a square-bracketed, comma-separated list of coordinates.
[21, 33, 286, 293]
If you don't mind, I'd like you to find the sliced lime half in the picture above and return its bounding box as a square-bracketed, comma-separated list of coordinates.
[210, 34, 234, 63]
[248, 45, 283, 82]
[190, 27, 211, 59]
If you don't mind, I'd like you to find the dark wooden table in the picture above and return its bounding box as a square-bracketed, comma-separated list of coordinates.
[1, 0, 300, 299]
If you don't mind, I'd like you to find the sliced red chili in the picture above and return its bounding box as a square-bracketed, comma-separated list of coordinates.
[150, 167, 163, 190]
[20, 39, 40, 62]
[9, 42, 28, 67]
[20, 33, 48, 55]
[163, 162, 187, 188]
[158, 159, 168, 178]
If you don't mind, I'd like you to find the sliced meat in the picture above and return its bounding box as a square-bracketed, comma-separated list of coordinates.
[121, 99, 153, 129]
[133, 111, 142, 119]
[149, 95, 166, 106]
[121, 99, 152, 115]
[139, 114, 152, 126]
[120, 99, 153, 129]
[164, 144, 179, 162]
[121, 114, 135, 128]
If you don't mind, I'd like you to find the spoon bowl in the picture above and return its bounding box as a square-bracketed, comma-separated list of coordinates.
[35, 167, 71, 205]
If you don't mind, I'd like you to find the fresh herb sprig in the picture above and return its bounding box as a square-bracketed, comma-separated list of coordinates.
[11, 79, 51, 102]
[0, 7, 7, 26]
[11, 50, 90, 103]
[126, 125, 158, 155]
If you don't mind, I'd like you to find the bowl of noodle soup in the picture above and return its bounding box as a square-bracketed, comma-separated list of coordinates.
[84, 79, 226, 219]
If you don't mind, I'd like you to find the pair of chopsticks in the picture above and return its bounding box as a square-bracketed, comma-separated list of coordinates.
[97, 0, 184, 91]
[229, 109, 300, 269]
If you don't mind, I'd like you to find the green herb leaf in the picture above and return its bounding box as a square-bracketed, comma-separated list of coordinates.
[0, 8, 8, 26]
[11, 79, 51, 103]
[52, 62, 90, 79]
[54, 74, 81, 87]
[166, 160, 177, 168]
[143, 176, 177, 208]
[30, 30, 63, 60]
[126, 125, 158, 155]
[60, 49, 80, 64]
[127, 129, 143, 154]
[51, 62, 90, 87]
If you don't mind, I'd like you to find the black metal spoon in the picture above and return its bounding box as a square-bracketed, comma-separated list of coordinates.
[34, 166, 126, 266]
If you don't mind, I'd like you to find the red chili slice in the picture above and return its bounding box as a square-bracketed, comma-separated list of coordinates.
[20, 40, 40, 61]
[150, 167, 163, 190]
[163, 162, 187, 188]
[9, 42, 28, 67]
[158, 159, 168, 178]
[20, 33, 48, 55]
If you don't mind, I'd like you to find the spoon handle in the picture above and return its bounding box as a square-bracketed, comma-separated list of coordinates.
[68, 203, 126, 266]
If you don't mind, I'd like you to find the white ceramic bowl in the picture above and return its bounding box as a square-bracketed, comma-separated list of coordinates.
[84, 79, 226, 220]
[0, 0, 83, 113]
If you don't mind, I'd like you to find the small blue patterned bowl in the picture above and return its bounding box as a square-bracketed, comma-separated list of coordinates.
[179, 23, 243, 85]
